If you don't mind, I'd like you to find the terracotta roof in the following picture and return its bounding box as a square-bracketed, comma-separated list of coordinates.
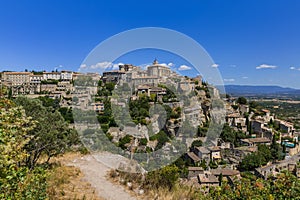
[43, 72, 61, 74]
[241, 137, 271, 144]
[198, 174, 219, 184]
[188, 167, 204, 171]
[248, 137, 271, 143]
[227, 113, 240, 118]
[3, 72, 31, 75]
[187, 152, 200, 162]
[211, 169, 240, 176]
[195, 146, 210, 154]
[234, 146, 257, 152]
[208, 146, 221, 152]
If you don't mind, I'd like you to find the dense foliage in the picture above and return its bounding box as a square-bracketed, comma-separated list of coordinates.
[207, 171, 300, 200]
[143, 165, 179, 191]
[14, 96, 79, 169]
[0, 99, 48, 199]
[220, 123, 247, 147]
[239, 143, 283, 171]
[129, 95, 150, 125]
[236, 96, 248, 105]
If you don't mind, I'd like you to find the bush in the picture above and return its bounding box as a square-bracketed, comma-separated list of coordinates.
[191, 140, 203, 148]
[143, 165, 179, 191]
[140, 138, 148, 146]
[0, 99, 48, 199]
[118, 135, 132, 150]
[237, 96, 247, 105]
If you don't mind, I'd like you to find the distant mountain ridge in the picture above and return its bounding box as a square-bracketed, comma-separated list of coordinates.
[217, 85, 300, 96]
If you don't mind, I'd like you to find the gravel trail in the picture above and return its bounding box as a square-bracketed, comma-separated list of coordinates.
[67, 153, 137, 200]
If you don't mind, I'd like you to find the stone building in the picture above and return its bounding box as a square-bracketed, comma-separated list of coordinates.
[43, 72, 61, 80]
[147, 59, 171, 78]
[2, 72, 31, 86]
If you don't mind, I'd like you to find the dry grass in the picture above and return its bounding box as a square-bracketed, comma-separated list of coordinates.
[107, 169, 204, 200]
[47, 153, 104, 200]
[49, 153, 205, 200]
[145, 185, 203, 200]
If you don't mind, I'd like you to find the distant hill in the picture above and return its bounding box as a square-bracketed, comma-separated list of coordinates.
[217, 85, 300, 96]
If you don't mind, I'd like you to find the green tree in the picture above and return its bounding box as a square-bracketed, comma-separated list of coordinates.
[38, 96, 60, 110]
[191, 140, 203, 149]
[237, 96, 247, 105]
[118, 135, 132, 150]
[239, 145, 272, 171]
[15, 96, 75, 169]
[270, 136, 284, 161]
[218, 173, 223, 186]
[8, 88, 12, 99]
[150, 131, 170, 150]
[220, 124, 246, 147]
[209, 160, 218, 169]
[105, 82, 116, 92]
[144, 165, 179, 191]
[0, 98, 48, 199]
[58, 107, 74, 123]
[197, 126, 208, 137]
[208, 171, 300, 199]
[140, 138, 148, 146]
[258, 144, 272, 161]
[129, 95, 150, 124]
[200, 159, 208, 170]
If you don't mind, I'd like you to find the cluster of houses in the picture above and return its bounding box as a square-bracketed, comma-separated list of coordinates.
[1, 70, 80, 96]
[183, 96, 300, 189]
[2, 60, 300, 190]
[0, 70, 102, 110]
[96, 60, 300, 188]
[185, 166, 241, 192]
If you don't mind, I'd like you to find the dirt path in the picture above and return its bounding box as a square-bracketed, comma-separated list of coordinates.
[65, 153, 137, 200]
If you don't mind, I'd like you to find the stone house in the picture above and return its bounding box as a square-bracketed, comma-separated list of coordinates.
[186, 152, 201, 165]
[208, 146, 222, 161]
[194, 146, 210, 163]
[198, 173, 219, 190]
[188, 167, 204, 179]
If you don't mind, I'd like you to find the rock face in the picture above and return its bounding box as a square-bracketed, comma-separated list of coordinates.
[155, 86, 223, 139]
[165, 118, 182, 137]
[149, 114, 160, 136]
[108, 79, 225, 152]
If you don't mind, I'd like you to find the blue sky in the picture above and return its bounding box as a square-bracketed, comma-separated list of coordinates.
[1, 0, 300, 88]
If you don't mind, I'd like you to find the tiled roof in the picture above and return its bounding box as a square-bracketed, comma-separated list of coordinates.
[188, 167, 204, 171]
[198, 174, 219, 184]
[187, 152, 200, 162]
[211, 169, 240, 176]
[195, 146, 210, 154]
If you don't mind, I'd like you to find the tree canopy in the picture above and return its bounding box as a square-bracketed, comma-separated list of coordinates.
[14, 96, 78, 168]
[237, 96, 247, 105]
[0, 98, 48, 199]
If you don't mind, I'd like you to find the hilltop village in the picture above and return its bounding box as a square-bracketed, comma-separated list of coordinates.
[1, 60, 300, 191]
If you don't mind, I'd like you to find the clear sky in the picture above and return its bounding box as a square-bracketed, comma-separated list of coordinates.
[1, 0, 300, 88]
